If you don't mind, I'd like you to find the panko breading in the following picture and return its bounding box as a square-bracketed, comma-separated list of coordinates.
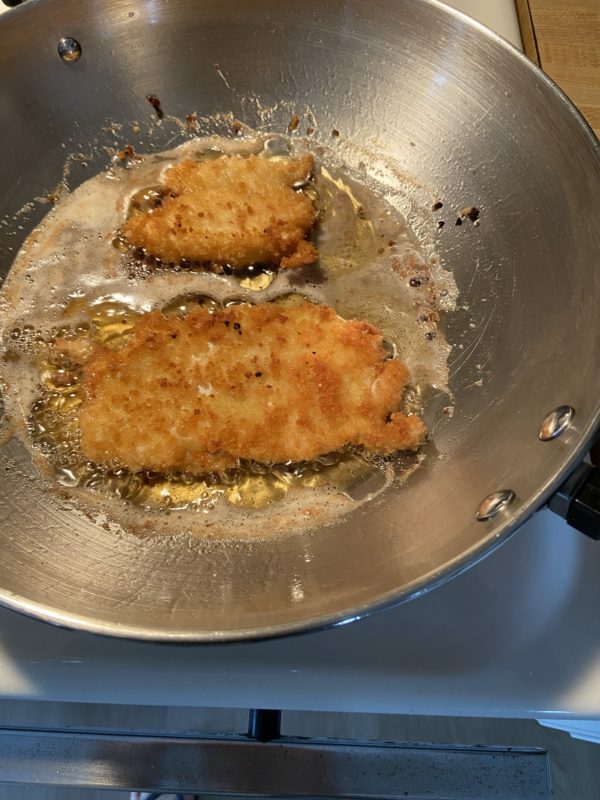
[121, 154, 318, 269]
[78, 303, 426, 474]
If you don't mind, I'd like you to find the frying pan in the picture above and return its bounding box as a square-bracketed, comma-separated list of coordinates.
[0, 0, 599, 642]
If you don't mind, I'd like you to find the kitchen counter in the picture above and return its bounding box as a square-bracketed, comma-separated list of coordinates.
[516, 0, 600, 135]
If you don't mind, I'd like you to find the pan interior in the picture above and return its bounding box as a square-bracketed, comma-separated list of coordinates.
[0, 0, 599, 640]
[0, 131, 454, 537]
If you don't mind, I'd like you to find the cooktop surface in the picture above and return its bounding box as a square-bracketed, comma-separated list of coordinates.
[3, 0, 599, 726]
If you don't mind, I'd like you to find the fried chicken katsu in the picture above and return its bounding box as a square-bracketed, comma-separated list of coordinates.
[121, 154, 318, 269]
[78, 303, 426, 474]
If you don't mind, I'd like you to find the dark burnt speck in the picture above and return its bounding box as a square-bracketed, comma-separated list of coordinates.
[146, 94, 164, 120]
[455, 217, 463, 226]
[458, 205, 480, 223]
[409, 277, 421, 287]
[432, 201, 443, 211]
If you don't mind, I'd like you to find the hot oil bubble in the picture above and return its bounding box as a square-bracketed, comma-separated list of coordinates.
[128, 186, 163, 216]
[403, 384, 423, 415]
[269, 292, 313, 308]
[237, 264, 276, 292]
[382, 338, 396, 360]
[112, 233, 129, 252]
[223, 298, 254, 309]
[162, 294, 221, 318]
[195, 148, 226, 163]
[262, 136, 291, 158]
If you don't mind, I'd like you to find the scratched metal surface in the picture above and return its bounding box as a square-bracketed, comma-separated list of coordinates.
[0, 0, 598, 641]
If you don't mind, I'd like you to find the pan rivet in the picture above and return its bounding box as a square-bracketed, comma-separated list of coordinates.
[539, 405, 575, 441]
[476, 490, 515, 521]
[58, 37, 82, 63]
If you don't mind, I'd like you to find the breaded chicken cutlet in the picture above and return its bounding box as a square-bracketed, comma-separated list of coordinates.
[121, 154, 318, 270]
[78, 303, 426, 474]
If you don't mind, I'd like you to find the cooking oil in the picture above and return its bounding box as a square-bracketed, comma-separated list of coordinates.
[0, 131, 456, 535]
[19, 295, 388, 513]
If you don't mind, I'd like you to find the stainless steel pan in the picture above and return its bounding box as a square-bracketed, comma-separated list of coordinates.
[0, 0, 599, 641]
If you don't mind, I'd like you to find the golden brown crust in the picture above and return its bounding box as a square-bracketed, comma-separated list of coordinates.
[121, 154, 318, 269]
[78, 303, 426, 474]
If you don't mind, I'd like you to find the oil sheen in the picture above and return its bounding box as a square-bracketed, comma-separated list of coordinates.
[0, 133, 456, 538]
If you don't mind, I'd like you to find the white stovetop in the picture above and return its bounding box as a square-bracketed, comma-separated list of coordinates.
[3, 0, 599, 724]
[2, 508, 600, 719]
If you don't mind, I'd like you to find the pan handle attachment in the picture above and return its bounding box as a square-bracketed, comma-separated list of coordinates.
[1, 1, 28, 6]
[549, 462, 600, 539]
